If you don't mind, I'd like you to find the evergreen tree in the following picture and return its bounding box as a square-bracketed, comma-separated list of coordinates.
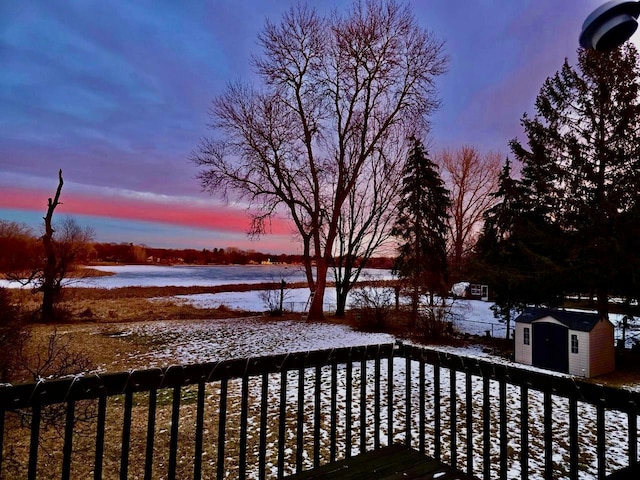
[506, 44, 640, 320]
[392, 139, 451, 335]
[475, 159, 566, 337]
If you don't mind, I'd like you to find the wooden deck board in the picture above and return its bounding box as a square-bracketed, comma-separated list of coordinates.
[284, 444, 479, 479]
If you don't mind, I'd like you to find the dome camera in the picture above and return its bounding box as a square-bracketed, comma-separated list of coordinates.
[580, 0, 640, 51]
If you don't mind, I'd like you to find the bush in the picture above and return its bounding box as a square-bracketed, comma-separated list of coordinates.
[350, 285, 395, 329]
[259, 282, 290, 316]
[0, 287, 28, 382]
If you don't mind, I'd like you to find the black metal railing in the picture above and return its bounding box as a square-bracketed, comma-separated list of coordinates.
[1, 342, 639, 479]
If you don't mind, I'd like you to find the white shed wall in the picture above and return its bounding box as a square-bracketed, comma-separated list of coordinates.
[514, 322, 532, 365]
[568, 330, 590, 377]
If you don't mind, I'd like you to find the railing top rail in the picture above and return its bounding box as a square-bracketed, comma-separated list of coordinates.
[400, 342, 640, 412]
[0, 343, 397, 409]
[3, 341, 639, 413]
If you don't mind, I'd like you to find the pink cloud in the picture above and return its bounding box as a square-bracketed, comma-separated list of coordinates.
[0, 187, 293, 235]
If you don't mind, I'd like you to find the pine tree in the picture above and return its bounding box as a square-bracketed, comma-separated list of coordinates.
[392, 138, 451, 335]
[508, 44, 640, 320]
[475, 159, 565, 337]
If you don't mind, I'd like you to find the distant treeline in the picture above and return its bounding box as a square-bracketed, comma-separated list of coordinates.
[0, 220, 394, 271]
[92, 242, 394, 269]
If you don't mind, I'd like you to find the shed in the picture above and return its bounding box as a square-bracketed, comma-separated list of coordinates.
[514, 308, 614, 378]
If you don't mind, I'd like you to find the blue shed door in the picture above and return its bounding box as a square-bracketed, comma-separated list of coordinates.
[532, 323, 569, 373]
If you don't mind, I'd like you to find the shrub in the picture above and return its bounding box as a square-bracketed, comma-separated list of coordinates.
[350, 285, 395, 329]
[0, 287, 28, 382]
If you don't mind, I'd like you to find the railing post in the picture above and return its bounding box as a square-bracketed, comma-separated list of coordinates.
[120, 390, 133, 480]
[360, 352, 367, 454]
[465, 369, 473, 476]
[144, 389, 157, 480]
[597, 399, 606, 479]
[313, 363, 321, 468]
[520, 384, 529, 480]
[259, 371, 268, 480]
[194, 382, 206, 480]
[419, 358, 426, 455]
[0, 408, 4, 476]
[544, 390, 553, 480]
[168, 385, 181, 480]
[61, 399, 75, 480]
[217, 376, 229, 480]
[482, 374, 490, 480]
[405, 350, 412, 448]
[346, 349, 353, 459]
[499, 374, 507, 480]
[28, 401, 41, 480]
[296, 362, 305, 473]
[374, 346, 381, 451]
[94, 394, 107, 480]
[450, 365, 458, 469]
[569, 396, 578, 480]
[239, 375, 249, 480]
[434, 360, 441, 462]
[277, 368, 287, 478]
[330, 360, 338, 463]
[387, 345, 394, 447]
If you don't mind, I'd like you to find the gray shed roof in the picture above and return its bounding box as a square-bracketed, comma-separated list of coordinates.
[514, 308, 601, 332]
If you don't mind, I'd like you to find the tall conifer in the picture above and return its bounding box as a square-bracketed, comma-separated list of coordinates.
[484, 44, 640, 320]
[392, 138, 451, 334]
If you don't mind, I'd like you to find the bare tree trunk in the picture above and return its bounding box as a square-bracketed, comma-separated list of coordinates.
[308, 258, 328, 320]
[41, 170, 63, 323]
[334, 268, 351, 318]
[597, 286, 609, 322]
[335, 292, 347, 317]
[504, 308, 511, 340]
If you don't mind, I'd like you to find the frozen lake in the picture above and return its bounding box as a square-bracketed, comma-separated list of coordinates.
[0, 264, 392, 289]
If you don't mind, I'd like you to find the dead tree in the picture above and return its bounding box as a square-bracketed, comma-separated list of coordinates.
[40, 169, 64, 322]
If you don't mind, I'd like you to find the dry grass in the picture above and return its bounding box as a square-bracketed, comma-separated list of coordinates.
[8, 283, 306, 324]
[2, 284, 319, 478]
[6, 285, 307, 379]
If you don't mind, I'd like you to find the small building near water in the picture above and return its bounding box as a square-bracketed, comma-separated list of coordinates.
[514, 308, 614, 378]
[451, 282, 489, 301]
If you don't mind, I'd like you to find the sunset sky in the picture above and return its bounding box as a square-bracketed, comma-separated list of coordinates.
[0, 0, 607, 253]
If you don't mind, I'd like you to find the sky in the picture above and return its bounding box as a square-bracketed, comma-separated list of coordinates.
[0, 0, 608, 254]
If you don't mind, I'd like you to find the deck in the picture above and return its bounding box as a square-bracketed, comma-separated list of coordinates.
[2, 342, 640, 479]
[286, 444, 480, 479]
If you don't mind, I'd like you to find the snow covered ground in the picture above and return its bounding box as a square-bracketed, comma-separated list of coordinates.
[163, 288, 503, 330]
[4, 264, 637, 477]
[72, 317, 632, 479]
[85, 317, 393, 372]
[161, 288, 632, 345]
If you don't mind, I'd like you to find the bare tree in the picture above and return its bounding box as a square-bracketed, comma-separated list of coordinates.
[8, 170, 95, 322]
[54, 217, 96, 280]
[436, 146, 501, 278]
[193, 0, 447, 319]
[332, 134, 404, 317]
